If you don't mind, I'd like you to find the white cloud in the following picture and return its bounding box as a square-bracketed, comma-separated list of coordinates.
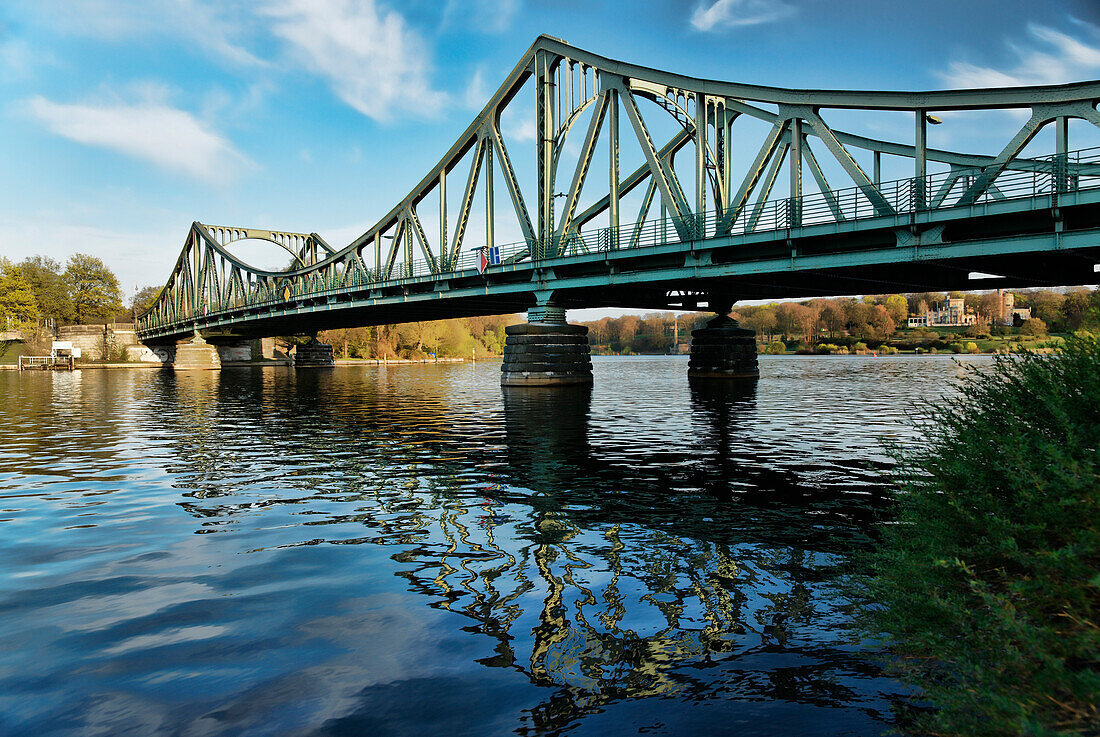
[500, 106, 534, 143]
[26, 93, 253, 182]
[261, 0, 447, 122]
[690, 0, 795, 32]
[941, 22, 1100, 88]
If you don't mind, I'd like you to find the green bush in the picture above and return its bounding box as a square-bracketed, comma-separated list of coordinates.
[765, 340, 785, 354]
[856, 337, 1100, 736]
[965, 341, 978, 354]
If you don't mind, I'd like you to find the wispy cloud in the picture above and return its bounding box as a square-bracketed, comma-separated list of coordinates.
[26, 91, 253, 182]
[261, 0, 446, 122]
[690, 0, 795, 32]
[463, 66, 490, 110]
[499, 106, 534, 143]
[941, 21, 1100, 88]
[17, 0, 266, 68]
[441, 0, 520, 35]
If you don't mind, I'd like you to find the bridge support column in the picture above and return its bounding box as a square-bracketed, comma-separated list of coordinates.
[174, 333, 221, 370]
[688, 304, 759, 381]
[294, 337, 335, 367]
[502, 301, 592, 387]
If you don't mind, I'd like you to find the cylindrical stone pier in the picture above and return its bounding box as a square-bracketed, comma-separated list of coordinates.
[501, 309, 593, 387]
[294, 339, 335, 367]
[688, 314, 759, 380]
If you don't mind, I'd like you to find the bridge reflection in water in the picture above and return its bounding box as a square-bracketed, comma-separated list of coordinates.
[160, 363, 898, 732]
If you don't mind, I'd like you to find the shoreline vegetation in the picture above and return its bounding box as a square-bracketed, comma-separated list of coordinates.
[853, 337, 1099, 736]
[5, 252, 1100, 361]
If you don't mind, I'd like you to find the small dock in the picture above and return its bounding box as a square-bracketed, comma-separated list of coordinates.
[18, 356, 75, 371]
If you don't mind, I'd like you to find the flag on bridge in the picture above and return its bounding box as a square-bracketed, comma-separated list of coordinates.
[477, 245, 501, 274]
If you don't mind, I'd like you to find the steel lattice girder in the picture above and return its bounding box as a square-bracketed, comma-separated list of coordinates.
[137, 35, 1100, 340]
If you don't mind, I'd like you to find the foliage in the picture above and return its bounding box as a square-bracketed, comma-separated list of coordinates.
[319, 315, 515, 360]
[856, 338, 1100, 736]
[130, 285, 162, 319]
[1021, 317, 1048, 337]
[63, 254, 124, 324]
[16, 256, 70, 323]
[0, 258, 39, 330]
[765, 340, 785, 354]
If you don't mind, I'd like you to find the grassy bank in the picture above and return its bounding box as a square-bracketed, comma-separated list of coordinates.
[856, 338, 1099, 735]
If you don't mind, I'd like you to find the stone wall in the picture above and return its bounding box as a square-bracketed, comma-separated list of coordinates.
[58, 324, 142, 361]
[56, 325, 284, 364]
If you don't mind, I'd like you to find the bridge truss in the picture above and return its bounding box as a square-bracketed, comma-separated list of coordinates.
[138, 36, 1100, 341]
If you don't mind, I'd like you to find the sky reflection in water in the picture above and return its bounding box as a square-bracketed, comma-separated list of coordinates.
[0, 356, 987, 736]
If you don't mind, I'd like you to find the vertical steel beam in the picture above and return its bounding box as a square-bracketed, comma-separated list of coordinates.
[609, 87, 620, 249]
[485, 138, 495, 252]
[536, 51, 557, 255]
[873, 150, 881, 186]
[720, 106, 734, 212]
[790, 118, 802, 227]
[1056, 115, 1069, 192]
[374, 231, 381, 274]
[439, 171, 447, 267]
[695, 92, 707, 235]
[915, 110, 927, 209]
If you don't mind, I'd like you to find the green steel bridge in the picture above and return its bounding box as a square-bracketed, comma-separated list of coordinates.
[136, 36, 1100, 344]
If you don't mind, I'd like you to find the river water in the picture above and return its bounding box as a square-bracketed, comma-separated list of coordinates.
[0, 355, 986, 736]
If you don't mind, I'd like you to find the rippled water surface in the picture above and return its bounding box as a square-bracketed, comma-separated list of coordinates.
[0, 356, 986, 736]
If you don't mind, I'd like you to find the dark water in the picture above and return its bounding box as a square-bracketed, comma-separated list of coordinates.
[0, 356, 985, 736]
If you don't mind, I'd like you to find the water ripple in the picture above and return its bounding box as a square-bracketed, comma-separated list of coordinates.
[0, 356, 982, 735]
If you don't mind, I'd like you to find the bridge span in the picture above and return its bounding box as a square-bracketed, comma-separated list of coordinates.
[136, 36, 1100, 383]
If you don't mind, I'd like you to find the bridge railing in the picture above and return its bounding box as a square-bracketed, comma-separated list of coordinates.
[138, 146, 1100, 335]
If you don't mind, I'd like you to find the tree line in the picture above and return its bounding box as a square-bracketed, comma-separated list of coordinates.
[0, 254, 145, 331]
[4, 250, 1100, 358]
[579, 288, 1100, 354]
[316, 316, 516, 361]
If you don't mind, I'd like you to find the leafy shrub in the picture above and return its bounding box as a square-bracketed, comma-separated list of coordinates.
[965, 341, 978, 354]
[855, 337, 1100, 736]
[1021, 317, 1048, 337]
[765, 340, 785, 354]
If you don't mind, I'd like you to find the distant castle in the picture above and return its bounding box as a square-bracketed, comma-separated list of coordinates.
[907, 297, 976, 328]
[993, 290, 1032, 326]
[907, 290, 1031, 329]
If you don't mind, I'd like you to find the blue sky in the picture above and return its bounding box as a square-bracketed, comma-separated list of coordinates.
[2, 0, 1099, 302]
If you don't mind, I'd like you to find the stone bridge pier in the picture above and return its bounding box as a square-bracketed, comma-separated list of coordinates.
[688, 299, 759, 381]
[502, 293, 593, 387]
